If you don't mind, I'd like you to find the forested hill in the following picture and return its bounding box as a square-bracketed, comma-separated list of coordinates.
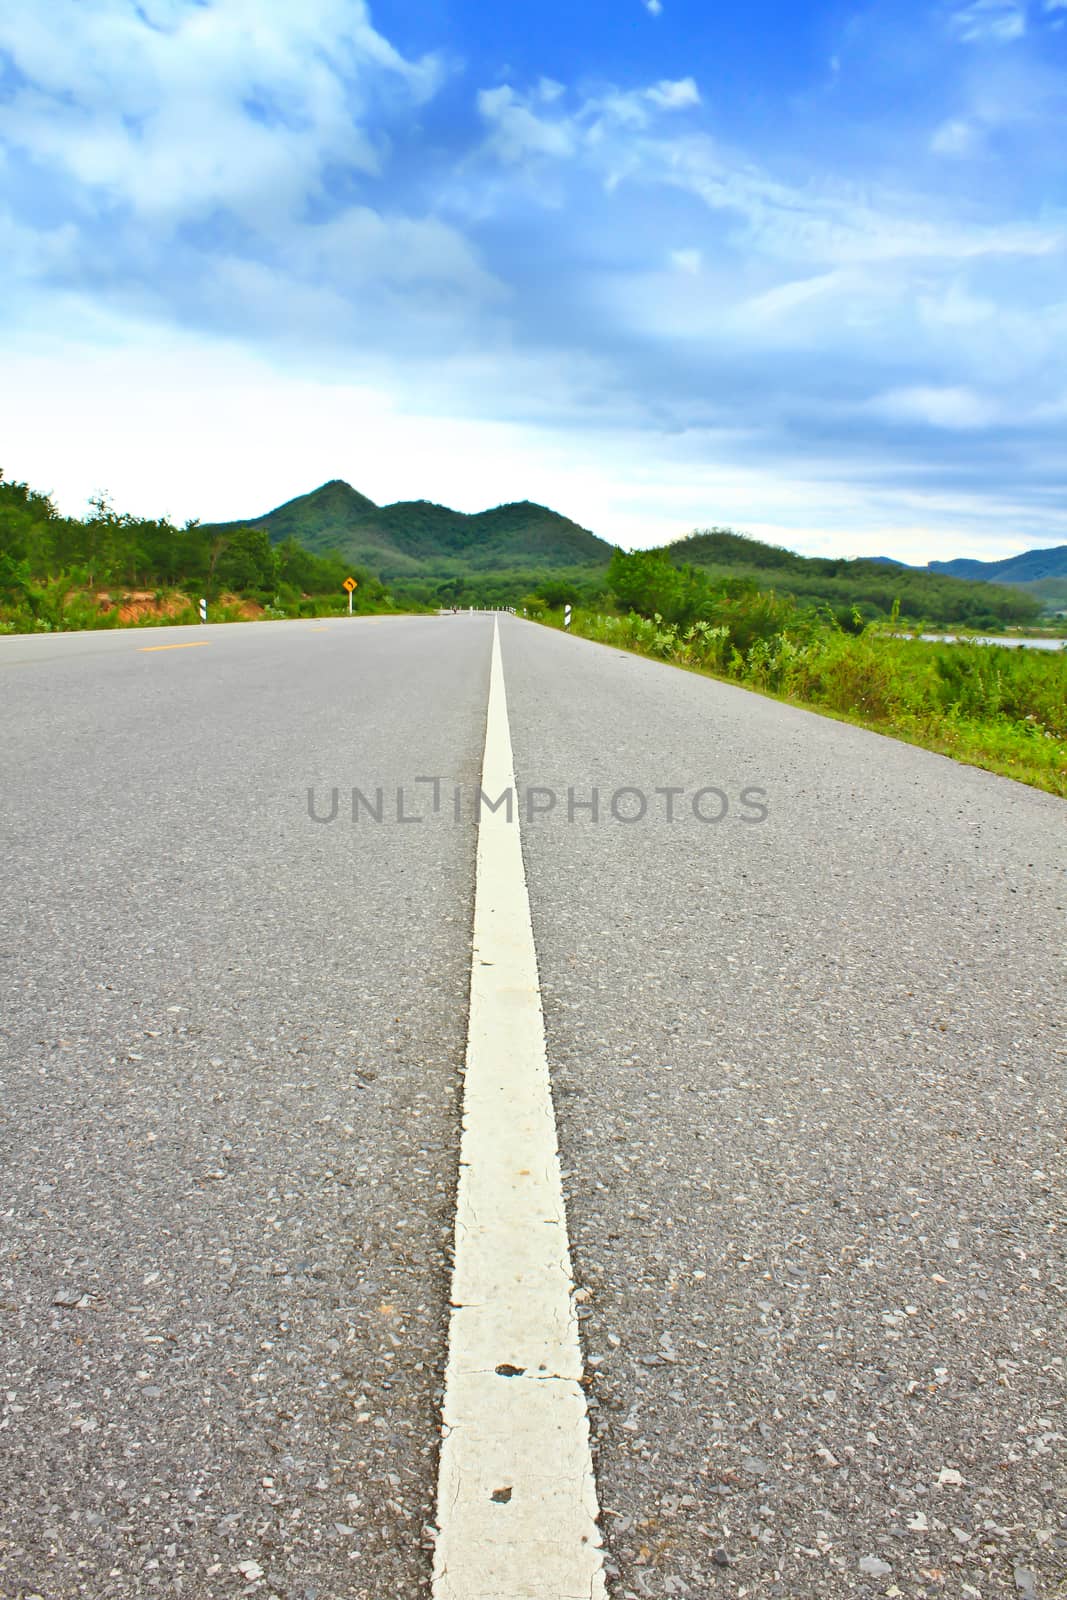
[661, 529, 1043, 627]
[0, 464, 1052, 629]
[202, 480, 616, 575]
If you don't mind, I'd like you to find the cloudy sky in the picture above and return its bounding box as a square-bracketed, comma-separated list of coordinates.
[1, 0, 1065, 560]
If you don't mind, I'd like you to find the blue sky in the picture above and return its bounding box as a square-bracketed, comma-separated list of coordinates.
[1, 0, 1066, 559]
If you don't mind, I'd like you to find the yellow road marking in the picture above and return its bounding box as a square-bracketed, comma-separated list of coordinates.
[140, 642, 211, 653]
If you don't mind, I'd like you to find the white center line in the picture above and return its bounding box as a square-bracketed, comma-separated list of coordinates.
[432, 620, 606, 1600]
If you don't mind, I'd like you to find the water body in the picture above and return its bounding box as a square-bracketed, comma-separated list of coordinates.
[907, 633, 1066, 652]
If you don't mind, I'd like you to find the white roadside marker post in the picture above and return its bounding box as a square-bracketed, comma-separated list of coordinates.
[198, 597, 207, 623]
[564, 603, 572, 630]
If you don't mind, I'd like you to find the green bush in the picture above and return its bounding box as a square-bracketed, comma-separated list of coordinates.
[538, 579, 581, 608]
[544, 603, 1066, 795]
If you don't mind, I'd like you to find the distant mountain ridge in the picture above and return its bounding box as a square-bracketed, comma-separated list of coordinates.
[205, 479, 1066, 590]
[201, 480, 1061, 617]
[203, 479, 615, 576]
[927, 546, 1067, 584]
[856, 547, 1067, 585]
[658, 528, 1045, 625]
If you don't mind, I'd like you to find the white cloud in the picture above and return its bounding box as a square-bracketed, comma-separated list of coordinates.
[208, 208, 509, 355]
[596, 78, 700, 124]
[7, 228, 1067, 567]
[949, 1, 1026, 43]
[644, 0, 663, 15]
[870, 385, 997, 429]
[476, 74, 700, 166]
[4, 4, 1067, 566]
[470, 80, 1064, 270]
[0, 0, 507, 358]
[476, 85, 577, 161]
[0, 208, 80, 281]
[670, 248, 702, 275]
[658, 138, 1063, 266]
[931, 117, 980, 155]
[6, 322, 1063, 562]
[198, 211, 507, 357]
[614, 262, 888, 353]
[740, 271, 852, 323]
[284, 209, 502, 299]
[917, 280, 998, 327]
[0, 0, 443, 229]
[645, 78, 701, 110]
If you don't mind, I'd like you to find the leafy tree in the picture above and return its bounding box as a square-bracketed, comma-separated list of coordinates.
[0, 552, 34, 606]
[212, 525, 278, 594]
[538, 579, 581, 608]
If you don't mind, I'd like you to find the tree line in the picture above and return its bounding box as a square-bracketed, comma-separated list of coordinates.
[598, 546, 1041, 631]
[0, 469, 388, 627]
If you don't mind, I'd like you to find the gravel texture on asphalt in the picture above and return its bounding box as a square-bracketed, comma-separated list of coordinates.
[1, 618, 491, 1600]
[3, 615, 1064, 1600]
[499, 619, 1065, 1600]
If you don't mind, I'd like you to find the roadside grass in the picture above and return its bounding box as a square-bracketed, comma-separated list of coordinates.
[537, 608, 1067, 798]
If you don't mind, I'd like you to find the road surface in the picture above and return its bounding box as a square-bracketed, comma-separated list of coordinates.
[1, 616, 1063, 1599]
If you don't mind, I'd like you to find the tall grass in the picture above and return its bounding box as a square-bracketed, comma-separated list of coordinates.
[546, 609, 1067, 796]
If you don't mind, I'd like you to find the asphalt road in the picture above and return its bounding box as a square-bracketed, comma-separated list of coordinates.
[1, 616, 1063, 1600]
[1, 619, 488, 1600]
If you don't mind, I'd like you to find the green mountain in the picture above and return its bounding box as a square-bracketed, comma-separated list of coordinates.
[200, 483, 1049, 623]
[841, 544, 1067, 615]
[662, 528, 1042, 627]
[203, 479, 615, 576]
[928, 545, 1067, 584]
[845, 543, 1067, 593]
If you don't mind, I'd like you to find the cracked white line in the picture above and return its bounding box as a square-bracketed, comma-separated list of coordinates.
[431, 619, 606, 1600]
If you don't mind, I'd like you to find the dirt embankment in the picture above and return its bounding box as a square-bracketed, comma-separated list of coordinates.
[95, 591, 263, 622]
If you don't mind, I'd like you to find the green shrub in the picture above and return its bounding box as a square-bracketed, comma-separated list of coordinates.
[543, 603, 1066, 795]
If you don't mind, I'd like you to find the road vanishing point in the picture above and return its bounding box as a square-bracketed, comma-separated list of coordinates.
[1, 615, 1063, 1600]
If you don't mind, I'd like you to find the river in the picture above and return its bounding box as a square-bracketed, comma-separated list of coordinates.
[904, 633, 1066, 652]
